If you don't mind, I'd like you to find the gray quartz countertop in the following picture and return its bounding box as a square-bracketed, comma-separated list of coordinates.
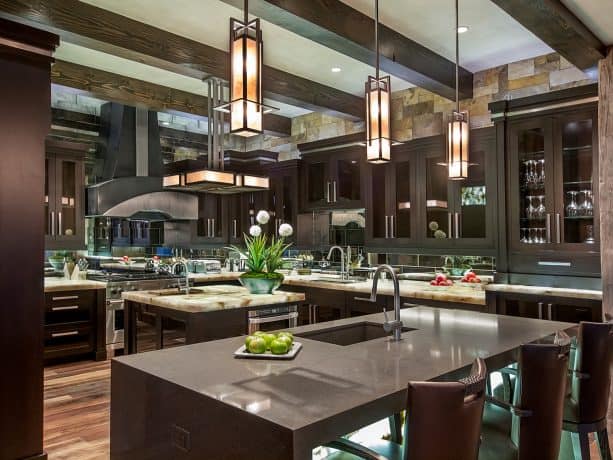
[114, 307, 573, 433]
[485, 283, 602, 300]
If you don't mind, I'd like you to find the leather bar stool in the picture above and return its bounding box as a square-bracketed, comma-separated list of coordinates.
[559, 321, 613, 460]
[322, 357, 487, 460]
[479, 342, 570, 460]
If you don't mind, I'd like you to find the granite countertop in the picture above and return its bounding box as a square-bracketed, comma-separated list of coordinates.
[44, 278, 106, 292]
[121, 284, 305, 313]
[188, 272, 244, 282]
[114, 307, 574, 439]
[485, 283, 602, 301]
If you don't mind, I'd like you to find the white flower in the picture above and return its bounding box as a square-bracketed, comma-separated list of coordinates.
[278, 223, 293, 237]
[256, 210, 270, 225]
[249, 225, 262, 237]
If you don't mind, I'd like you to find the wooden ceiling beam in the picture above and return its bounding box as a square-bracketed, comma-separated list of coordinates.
[489, 0, 605, 72]
[51, 60, 292, 137]
[0, 0, 363, 119]
[219, 0, 473, 100]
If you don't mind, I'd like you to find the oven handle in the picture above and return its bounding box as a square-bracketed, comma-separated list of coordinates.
[107, 299, 125, 308]
[247, 311, 299, 325]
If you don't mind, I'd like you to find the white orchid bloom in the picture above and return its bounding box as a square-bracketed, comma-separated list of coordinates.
[249, 225, 262, 237]
[278, 223, 293, 237]
[256, 210, 270, 225]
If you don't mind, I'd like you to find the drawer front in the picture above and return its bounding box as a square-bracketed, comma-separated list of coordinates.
[45, 290, 96, 324]
[44, 322, 93, 359]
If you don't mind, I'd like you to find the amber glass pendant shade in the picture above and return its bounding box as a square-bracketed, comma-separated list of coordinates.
[447, 110, 469, 180]
[366, 75, 392, 163]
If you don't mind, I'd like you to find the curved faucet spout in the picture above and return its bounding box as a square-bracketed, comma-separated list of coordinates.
[372, 264, 403, 341]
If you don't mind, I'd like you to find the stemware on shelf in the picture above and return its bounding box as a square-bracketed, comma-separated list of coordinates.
[536, 195, 546, 219]
[526, 195, 534, 219]
[579, 190, 593, 217]
[566, 191, 578, 217]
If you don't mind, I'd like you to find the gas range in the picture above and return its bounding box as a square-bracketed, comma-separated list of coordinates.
[89, 270, 182, 300]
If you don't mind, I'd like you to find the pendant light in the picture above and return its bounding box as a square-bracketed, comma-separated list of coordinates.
[365, 0, 393, 163]
[215, 0, 276, 137]
[447, 0, 469, 179]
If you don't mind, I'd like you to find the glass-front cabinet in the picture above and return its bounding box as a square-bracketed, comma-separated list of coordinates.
[45, 140, 86, 250]
[507, 106, 599, 275]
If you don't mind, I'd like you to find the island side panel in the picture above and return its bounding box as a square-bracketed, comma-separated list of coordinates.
[110, 360, 297, 460]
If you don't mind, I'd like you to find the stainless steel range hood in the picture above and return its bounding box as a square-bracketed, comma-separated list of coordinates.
[86, 103, 198, 221]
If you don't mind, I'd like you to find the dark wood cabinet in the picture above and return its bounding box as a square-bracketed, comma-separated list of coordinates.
[299, 140, 365, 210]
[266, 160, 299, 242]
[504, 103, 599, 276]
[192, 193, 227, 244]
[45, 140, 87, 250]
[44, 288, 106, 362]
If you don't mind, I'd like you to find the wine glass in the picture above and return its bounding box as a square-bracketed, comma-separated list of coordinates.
[581, 190, 593, 217]
[526, 196, 535, 219]
[520, 228, 528, 243]
[538, 159, 545, 184]
[536, 195, 546, 219]
[566, 191, 578, 217]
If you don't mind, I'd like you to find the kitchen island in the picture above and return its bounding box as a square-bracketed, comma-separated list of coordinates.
[110, 307, 574, 460]
[121, 285, 305, 353]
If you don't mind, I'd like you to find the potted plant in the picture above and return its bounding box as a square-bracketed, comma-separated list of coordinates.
[228, 210, 293, 294]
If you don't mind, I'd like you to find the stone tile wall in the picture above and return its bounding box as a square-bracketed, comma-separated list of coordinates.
[245, 52, 595, 158]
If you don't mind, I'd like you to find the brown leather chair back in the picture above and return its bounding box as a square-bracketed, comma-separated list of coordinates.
[574, 321, 613, 422]
[513, 343, 568, 460]
[404, 358, 486, 460]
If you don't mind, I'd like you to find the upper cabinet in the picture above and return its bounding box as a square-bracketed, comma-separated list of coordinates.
[505, 105, 599, 275]
[45, 140, 86, 250]
[364, 128, 496, 252]
[299, 136, 365, 210]
[266, 160, 299, 242]
[192, 193, 226, 244]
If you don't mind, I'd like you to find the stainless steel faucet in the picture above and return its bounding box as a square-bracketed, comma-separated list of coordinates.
[356, 264, 404, 341]
[327, 246, 346, 280]
[172, 260, 191, 294]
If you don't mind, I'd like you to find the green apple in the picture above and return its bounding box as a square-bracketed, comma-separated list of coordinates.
[245, 335, 257, 348]
[276, 335, 293, 348]
[262, 333, 277, 349]
[269, 338, 289, 355]
[277, 331, 293, 341]
[247, 337, 266, 354]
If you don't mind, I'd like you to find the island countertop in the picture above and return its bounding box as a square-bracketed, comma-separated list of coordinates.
[44, 278, 106, 292]
[111, 307, 574, 460]
[121, 284, 305, 313]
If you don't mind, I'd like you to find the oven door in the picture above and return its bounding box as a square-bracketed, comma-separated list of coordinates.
[247, 306, 298, 334]
[106, 298, 125, 348]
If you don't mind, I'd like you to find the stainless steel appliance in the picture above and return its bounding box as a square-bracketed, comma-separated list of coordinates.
[247, 305, 299, 334]
[88, 271, 181, 350]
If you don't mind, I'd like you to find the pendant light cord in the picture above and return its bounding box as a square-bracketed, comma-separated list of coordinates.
[455, 0, 459, 112]
[375, 0, 379, 80]
[244, 0, 248, 24]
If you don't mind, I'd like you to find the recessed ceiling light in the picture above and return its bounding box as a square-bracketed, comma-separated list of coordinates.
[161, 121, 170, 126]
[331, 67, 342, 73]
[457, 26, 469, 34]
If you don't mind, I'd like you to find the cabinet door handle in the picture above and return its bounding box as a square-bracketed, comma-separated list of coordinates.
[447, 212, 453, 239]
[51, 305, 79, 311]
[333, 181, 337, 203]
[58, 211, 62, 236]
[555, 213, 561, 244]
[232, 219, 238, 238]
[547, 303, 553, 321]
[50, 211, 55, 236]
[537, 302, 544, 320]
[385, 216, 389, 239]
[391, 215, 396, 238]
[326, 182, 331, 203]
[52, 295, 79, 301]
[51, 331, 79, 338]
[211, 219, 216, 237]
[545, 213, 552, 243]
[454, 212, 460, 239]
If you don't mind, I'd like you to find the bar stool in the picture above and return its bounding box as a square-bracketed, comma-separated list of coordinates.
[559, 321, 612, 460]
[479, 342, 570, 460]
[322, 358, 487, 460]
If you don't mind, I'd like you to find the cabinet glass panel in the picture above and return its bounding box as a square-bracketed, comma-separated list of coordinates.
[307, 163, 326, 203]
[370, 165, 387, 238]
[517, 128, 547, 245]
[395, 160, 411, 238]
[459, 148, 486, 238]
[425, 154, 450, 239]
[59, 160, 77, 237]
[336, 159, 360, 202]
[561, 118, 595, 244]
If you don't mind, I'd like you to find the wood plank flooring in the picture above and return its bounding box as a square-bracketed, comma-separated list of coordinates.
[44, 359, 613, 459]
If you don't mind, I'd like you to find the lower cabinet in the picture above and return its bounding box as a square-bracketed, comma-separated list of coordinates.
[44, 289, 106, 362]
[486, 291, 601, 323]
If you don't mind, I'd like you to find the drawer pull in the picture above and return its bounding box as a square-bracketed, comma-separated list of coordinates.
[51, 331, 79, 338]
[51, 305, 79, 311]
[52, 295, 79, 301]
[537, 261, 571, 267]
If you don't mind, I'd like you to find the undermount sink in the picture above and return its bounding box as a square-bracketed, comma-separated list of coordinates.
[295, 321, 416, 346]
[312, 276, 365, 285]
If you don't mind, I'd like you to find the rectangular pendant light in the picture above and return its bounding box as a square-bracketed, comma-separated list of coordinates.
[366, 75, 392, 163]
[447, 110, 469, 180]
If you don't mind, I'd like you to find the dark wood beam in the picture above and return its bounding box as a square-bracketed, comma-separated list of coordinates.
[219, 0, 473, 100]
[51, 60, 291, 137]
[51, 108, 99, 131]
[490, 0, 605, 71]
[0, 0, 363, 119]
[159, 126, 208, 150]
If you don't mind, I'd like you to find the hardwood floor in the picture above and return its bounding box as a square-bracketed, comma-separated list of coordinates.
[43, 359, 613, 459]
